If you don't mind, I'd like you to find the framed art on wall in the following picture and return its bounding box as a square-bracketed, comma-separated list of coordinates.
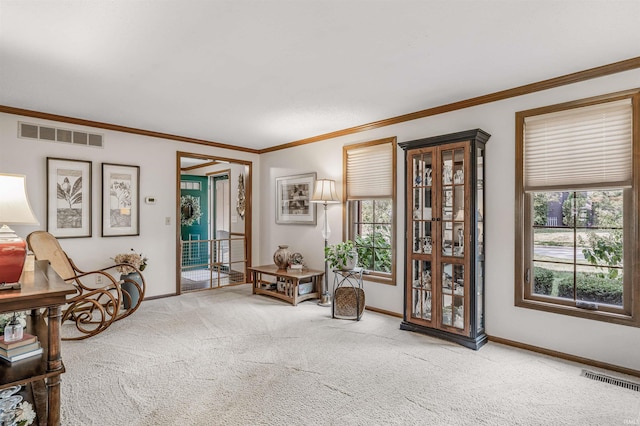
[275, 172, 316, 225]
[46, 157, 92, 238]
[102, 163, 140, 237]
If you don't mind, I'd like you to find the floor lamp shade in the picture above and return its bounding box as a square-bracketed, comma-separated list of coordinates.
[0, 173, 39, 284]
[311, 179, 340, 204]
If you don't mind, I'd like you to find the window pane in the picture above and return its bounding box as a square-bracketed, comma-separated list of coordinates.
[374, 199, 392, 223]
[360, 200, 374, 222]
[555, 266, 623, 307]
[532, 261, 572, 298]
[531, 189, 624, 307]
[351, 198, 393, 274]
[533, 228, 574, 265]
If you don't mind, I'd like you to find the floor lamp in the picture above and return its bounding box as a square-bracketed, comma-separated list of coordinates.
[310, 179, 340, 307]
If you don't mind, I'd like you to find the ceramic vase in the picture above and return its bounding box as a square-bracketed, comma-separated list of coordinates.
[120, 272, 142, 310]
[273, 245, 291, 270]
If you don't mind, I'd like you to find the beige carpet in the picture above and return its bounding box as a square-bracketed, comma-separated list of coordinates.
[60, 285, 640, 425]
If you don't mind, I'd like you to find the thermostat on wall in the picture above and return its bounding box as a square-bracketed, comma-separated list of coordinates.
[145, 196, 157, 204]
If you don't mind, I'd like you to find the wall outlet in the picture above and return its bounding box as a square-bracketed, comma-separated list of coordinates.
[95, 275, 103, 285]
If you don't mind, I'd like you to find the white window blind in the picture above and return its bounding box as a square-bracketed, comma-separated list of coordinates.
[524, 99, 632, 191]
[346, 142, 393, 199]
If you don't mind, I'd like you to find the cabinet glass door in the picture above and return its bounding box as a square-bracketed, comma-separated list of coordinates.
[412, 152, 433, 254]
[442, 263, 465, 329]
[411, 259, 432, 320]
[441, 148, 465, 258]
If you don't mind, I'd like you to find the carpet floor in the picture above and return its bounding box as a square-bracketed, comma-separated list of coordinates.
[60, 284, 640, 425]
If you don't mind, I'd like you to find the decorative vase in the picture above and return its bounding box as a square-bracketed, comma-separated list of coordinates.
[273, 245, 291, 270]
[120, 272, 142, 310]
[342, 251, 358, 270]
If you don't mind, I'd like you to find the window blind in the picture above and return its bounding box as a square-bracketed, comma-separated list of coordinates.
[346, 141, 393, 199]
[524, 99, 632, 191]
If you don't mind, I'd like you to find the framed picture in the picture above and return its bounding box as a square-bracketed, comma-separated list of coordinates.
[102, 163, 140, 237]
[46, 157, 92, 238]
[275, 172, 316, 225]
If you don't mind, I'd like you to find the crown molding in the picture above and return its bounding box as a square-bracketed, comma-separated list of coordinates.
[2, 56, 639, 154]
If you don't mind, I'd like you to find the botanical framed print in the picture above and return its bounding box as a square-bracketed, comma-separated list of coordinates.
[46, 157, 92, 238]
[102, 163, 140, 237]
[275, 172, 316, 225]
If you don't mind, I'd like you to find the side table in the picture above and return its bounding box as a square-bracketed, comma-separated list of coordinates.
[249, 264, 324, 306]
[332, 268, 365, 320]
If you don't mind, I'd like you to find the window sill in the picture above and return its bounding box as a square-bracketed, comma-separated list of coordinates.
[363, 273, 395, 286]
[515, 298, 638, 328]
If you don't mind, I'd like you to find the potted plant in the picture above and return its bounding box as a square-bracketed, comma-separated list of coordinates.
[325, 240, 359, 270]
[113, 249, 148, 309]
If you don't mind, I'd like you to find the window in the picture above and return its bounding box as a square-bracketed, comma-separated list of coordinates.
[344, 137, 396, 284]
[515, 91, 639, 325]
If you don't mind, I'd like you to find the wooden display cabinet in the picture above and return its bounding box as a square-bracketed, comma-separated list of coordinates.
[399, 129, 489, 350]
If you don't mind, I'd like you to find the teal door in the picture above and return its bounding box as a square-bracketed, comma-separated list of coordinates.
[180, 175, 208, 269]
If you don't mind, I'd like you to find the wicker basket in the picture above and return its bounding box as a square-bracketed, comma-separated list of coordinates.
[333, 287, 365, 319]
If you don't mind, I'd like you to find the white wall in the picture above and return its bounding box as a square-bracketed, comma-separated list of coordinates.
[260, 68, 640, 371]
[1, 113, 260, 298]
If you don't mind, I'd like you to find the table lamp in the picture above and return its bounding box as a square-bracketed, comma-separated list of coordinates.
[310, 179, 340, 306]
[0, 173, 39, 285]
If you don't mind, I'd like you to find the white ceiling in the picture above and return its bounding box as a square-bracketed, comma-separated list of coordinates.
[1, 1, 639, 151]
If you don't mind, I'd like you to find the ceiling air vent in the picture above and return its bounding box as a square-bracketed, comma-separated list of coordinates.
[18, 121, 103, 148]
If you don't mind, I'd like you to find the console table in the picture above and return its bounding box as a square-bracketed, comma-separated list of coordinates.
[0, 260, 76, 425]
[249, 265, 324, 306]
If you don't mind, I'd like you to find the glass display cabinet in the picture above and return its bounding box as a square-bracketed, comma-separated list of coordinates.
[399, 129, 490, 350]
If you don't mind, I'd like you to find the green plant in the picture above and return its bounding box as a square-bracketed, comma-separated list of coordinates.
[557, 273, 623, 306]
[324, 240, 357, 270]
[533, 267, 554, 295]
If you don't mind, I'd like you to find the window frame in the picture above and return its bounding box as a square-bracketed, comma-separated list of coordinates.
[515, 89, 640, 327]
[343, 137, 397, 285]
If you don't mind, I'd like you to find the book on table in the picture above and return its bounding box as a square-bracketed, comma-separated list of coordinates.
[0, 346, 43, 363]
[0, 341, 41, 358]
[0, 333, 37, 350]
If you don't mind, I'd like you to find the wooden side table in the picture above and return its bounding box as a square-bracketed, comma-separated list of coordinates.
[0, 260, 76, 425]
[249, 264, 324, 306]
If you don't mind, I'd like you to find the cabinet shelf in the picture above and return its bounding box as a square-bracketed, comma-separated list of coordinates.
[400, 129, 490, 350]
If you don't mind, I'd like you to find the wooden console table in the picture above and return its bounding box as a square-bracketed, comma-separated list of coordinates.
[0, 260, 76, 425]
[249, 265, 324, 306]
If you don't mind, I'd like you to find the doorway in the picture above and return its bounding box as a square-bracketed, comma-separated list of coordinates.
[176, 152, 252, 293]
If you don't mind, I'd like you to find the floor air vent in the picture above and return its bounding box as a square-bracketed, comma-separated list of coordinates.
[18, 122, 103, 148]
[581, 369, 640, 392]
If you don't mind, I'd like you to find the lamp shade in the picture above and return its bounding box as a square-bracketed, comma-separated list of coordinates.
[0, 173, 39, 284]
[0, 173, 39, 225]
[310, 179, 340, 204]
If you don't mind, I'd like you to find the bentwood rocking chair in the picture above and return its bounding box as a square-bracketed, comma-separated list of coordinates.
[26, 231, 146, 340]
